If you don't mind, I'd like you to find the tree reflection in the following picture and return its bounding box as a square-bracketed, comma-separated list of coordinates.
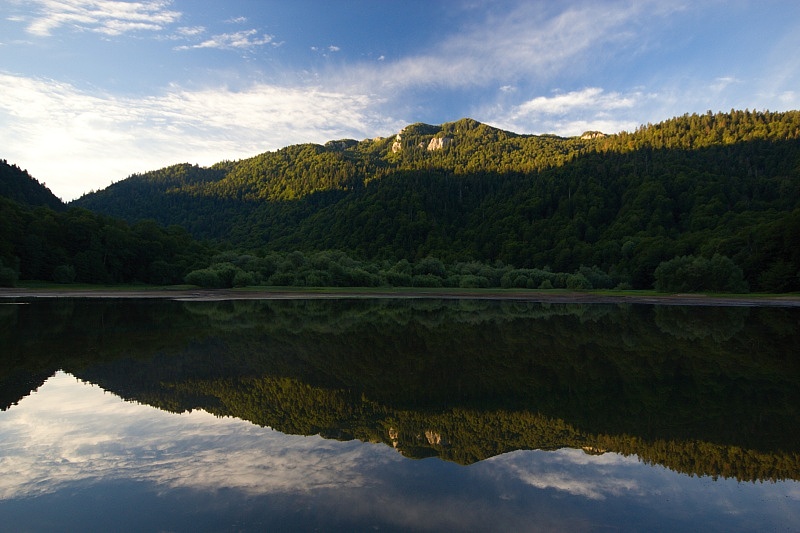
[1, 297, 799, 481]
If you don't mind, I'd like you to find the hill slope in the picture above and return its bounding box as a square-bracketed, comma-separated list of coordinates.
[0, 164, 211, 285]
[0, 159, 65, 211]
[73, 110, 800, 291]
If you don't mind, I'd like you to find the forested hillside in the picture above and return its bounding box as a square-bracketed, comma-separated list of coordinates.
[0, 160, 64, 211]
[0, 196, 211, 286]
[72, 110, 800, 291]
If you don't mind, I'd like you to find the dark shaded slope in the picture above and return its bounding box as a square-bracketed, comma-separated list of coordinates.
[0, 159, 64, 210]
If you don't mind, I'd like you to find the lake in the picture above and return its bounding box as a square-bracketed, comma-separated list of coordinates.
[1, 297, 799, 531]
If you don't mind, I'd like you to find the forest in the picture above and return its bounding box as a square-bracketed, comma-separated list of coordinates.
[1, 109, 799, 291]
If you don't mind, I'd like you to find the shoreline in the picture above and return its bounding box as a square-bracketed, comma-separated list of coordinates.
[2, 287, 800, 307]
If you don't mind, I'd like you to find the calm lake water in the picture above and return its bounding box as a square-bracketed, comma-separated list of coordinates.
[1, 297, 799, 531]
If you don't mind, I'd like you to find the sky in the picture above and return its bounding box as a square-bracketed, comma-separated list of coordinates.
[1, 1, 799, 201]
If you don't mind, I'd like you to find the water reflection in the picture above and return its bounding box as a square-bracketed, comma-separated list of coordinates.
[0, 372, 386, 500]
[1, 371, 798, 532]
[1, 297, 800, 529]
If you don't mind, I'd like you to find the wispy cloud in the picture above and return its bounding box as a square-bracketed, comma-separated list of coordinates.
[0, 72, 402, 200]
[344, 1, 676, 93]
[512, 87, 637, 115]
[174, 25, 205, 37]
[483, 87, 648, 136]
[175, 29, 275, 51]
[487, 449, 644, 501]
[19, 0, 181, 37]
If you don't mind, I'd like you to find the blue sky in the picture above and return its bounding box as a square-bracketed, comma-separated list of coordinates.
[1, 1, 799, 201]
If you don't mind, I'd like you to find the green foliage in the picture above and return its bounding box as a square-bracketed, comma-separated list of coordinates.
[184, 262, 243, 288]
[458, 274, 489, 288]
[0, 259, 17, 287]
[52, 264, 76, 284]
[654, 254, 748, 293]
[566, 273, 592, 290]
[0, 193, 211, 285]
[411, 273, 443, 287]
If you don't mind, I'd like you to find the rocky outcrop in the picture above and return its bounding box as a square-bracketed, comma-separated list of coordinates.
[580, 131, 606, 140]
[391, 134, 403, 153]
[325, 139, 358, 151]
[427, 136, 453, 151]
[425, 430, 444, 446]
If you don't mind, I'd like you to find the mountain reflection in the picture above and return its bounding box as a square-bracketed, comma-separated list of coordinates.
[2, 297, 799, 482]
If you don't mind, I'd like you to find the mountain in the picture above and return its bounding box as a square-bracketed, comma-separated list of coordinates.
[73, 110, 800, 291]
[0, 159, 64, 211]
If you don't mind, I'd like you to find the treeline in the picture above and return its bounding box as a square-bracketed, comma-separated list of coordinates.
[182, 249, 622, 290]
[0, 196, 210, 285]
[72, 110, 800, 292]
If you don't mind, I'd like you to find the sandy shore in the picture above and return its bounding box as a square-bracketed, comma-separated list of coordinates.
[2, 287, 799, 307]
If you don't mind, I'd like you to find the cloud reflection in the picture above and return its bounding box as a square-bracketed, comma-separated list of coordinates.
[0, 372, 396, 500]
[1, 372, 798, 531]
[483, 448, 647, 500]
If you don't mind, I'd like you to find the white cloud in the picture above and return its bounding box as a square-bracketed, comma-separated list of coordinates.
[482, 87, 647, 136]
[174, 25, 205, 37]
[513, 87, 636, 115]
[19, 0, 181, 37]
[226, 16, 248, 24]
[0, 72, 402, 201]
[175, 29, 275, 51]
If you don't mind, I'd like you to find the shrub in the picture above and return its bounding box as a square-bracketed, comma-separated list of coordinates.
[384, 270, 412, 286]
[412, 274, 443, 287]
[268, 272, 297, 286]
[654, 254, 748, 293]
[566, 273, 592, 290]
[413, 256, 446, 278]
[52, 264, 76, 284]
[232, 270, 256, 287]
[0, 265, 17, 287]
[459, 275, 489, 288]
[185, 268, 221, 288]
